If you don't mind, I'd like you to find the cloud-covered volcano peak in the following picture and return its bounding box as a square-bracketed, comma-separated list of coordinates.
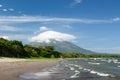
[29, 31, 76, 43]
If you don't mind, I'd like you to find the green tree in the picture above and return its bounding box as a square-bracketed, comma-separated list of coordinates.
[11, 40, 26, 57]
[45, 46, 54, 52]
[24, 45, 39, 57]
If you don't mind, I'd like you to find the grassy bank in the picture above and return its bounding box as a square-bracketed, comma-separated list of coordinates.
[25, 57, 60, 60]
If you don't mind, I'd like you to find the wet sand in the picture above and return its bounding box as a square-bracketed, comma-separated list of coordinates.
[0, 58, 59, 80]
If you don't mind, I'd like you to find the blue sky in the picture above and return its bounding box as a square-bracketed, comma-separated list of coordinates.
[0, 0, 120, 53]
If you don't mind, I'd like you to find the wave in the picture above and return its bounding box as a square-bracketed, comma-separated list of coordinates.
[88, 62, 100, 65]
[118, 66, 120, 68]
[20, 72, 52, 79]
[90, 70, 113, 77]
[69, 67, 75, 71]
[82, 67, 114, 77]
[74, 64, 79, 67]
[83, 68, 91, 72]
[90, 58, 120, 64]
[70, 70, 80, 78]
[78, 66, 83, 70]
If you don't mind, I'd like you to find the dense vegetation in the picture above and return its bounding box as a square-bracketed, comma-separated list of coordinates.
[0, 38, 61, 58]
[61, 52, 120, 58]
[0, 38, 120, 58]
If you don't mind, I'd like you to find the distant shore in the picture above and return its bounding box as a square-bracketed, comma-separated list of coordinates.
[0, 58, 59, 80]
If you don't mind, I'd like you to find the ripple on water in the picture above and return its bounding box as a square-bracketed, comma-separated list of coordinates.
[90, 70, 114, 77]
[20, 72, 52, 79]
[70, 70, 80, 79]
[88, 62, 101, 65]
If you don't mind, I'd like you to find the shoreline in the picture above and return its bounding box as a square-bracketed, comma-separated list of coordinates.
[0, 58, 59, 80]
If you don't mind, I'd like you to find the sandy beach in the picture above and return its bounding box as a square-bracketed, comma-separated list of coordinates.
[0, 58, 59, 80]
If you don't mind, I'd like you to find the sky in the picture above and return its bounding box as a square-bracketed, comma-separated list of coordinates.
[0, 0, 120, 53]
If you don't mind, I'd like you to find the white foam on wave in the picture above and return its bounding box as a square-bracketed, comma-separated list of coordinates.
[113, 59, 119, 64]
[88, 62, 100, 65]
[91, 58, 120, 64]
[20, 72, 52, 79]
[69, 64, 74, 66]
[70, 70, 80, 78]
[90, 70, 111, 77]
[75, 70, 79, 73]
[93, 58, 97, 60]
[101, 59, 107, 62]
[48, 67, 58, 72]
[69, 64, 83, 71]
[83, 68, 91, 72]
[106, 59, 120, 64]
[65, 64, 69, 67]
[97, 72, 110, 77]
[78, 66, 83, 70]
[117, 62, 120, 64]
[74, 65, 79, 67]
[69, 67, 75, 71]
[90, 70, 97, 74]
[108, 59, 112, 63]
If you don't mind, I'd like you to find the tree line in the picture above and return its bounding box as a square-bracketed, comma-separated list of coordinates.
[0, 38, 120, 58]
[0, 38, 61, 58]
[61, 52, 120, 58]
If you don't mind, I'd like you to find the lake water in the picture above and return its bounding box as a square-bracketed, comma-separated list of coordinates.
[20, 58, 120, 80]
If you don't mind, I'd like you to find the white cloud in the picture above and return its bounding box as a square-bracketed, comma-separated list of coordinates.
[8, 34, 30, 40]
[2, 9, 8, 11]
[40, 26, 51, 31]
[0, 4, 3, 7]
[0, 25, 21, 31]
[1, 34, 31, 41]
[63, 25, 72, 29]
[86, 47, 120, 53]
[29, 31, 76, 43]
[0, 16, 113, 24]
[0, 2, 15, 12]
[113, 17, 120, 21]
[2, 8, 14, 12]
[70, 0, 82, 7]
[0, 5, 15, 12]
[9, 8, 14, 11]
[0, 36, 9, 39]
[34, 26, 51, 34]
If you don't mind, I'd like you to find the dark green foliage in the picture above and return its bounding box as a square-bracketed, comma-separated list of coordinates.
[0, 38, 27, 57]
[86, 54, 120, 58]
[0, 38, 120, 58]
[45, 46, 54, 52]
[52, 51, 61, 58]
[61, 52, 86, 58]
[61, 52, 120, 58]
[0, 38, 11, 57]
[24, 45, 39, 57]
[11, 40, 27, 57]
[0, 38, 61, 58]
[37, 46, 60, 58]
